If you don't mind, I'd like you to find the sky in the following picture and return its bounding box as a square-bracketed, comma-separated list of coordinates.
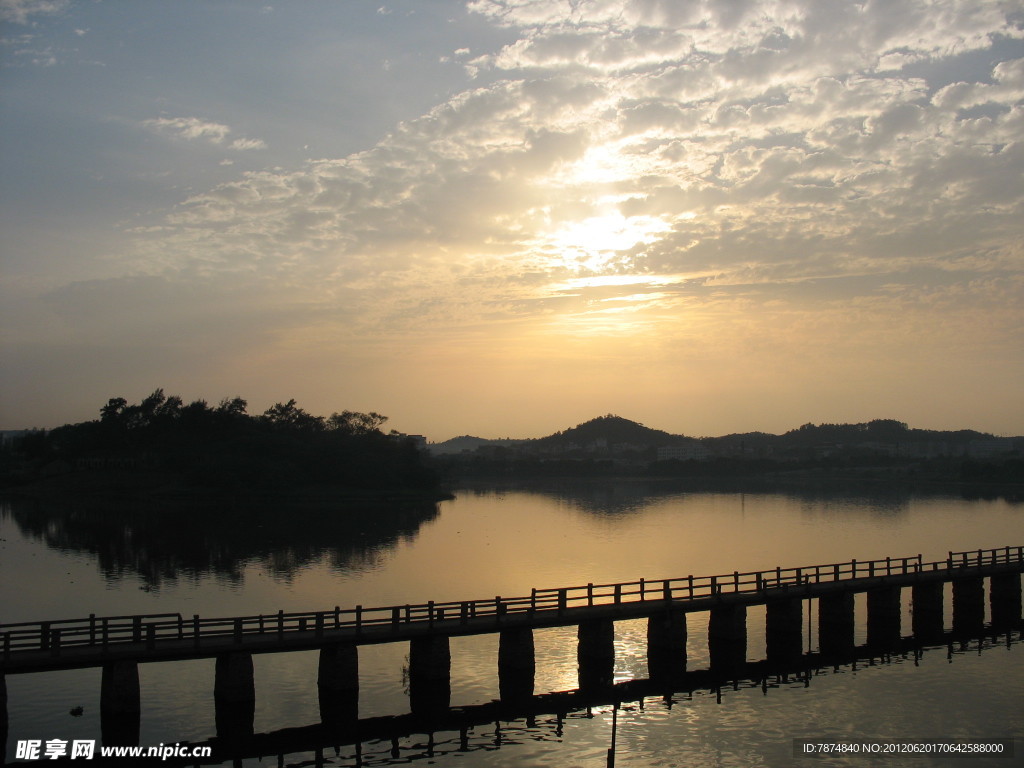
[1, 0, 1022, 441]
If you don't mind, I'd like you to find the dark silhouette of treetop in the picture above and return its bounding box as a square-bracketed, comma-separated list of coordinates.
[9, 389, 439, 496]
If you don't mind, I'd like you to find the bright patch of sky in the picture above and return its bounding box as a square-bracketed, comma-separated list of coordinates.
[2, 0, 1022, 439]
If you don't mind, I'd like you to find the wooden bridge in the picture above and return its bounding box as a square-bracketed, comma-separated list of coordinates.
[2, 546, 1022, 747]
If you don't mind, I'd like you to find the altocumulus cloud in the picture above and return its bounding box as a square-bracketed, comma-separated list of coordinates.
[132, 0, 1023, 326]
[142, 117, 267, 151]
[7, 0, 1023, 434]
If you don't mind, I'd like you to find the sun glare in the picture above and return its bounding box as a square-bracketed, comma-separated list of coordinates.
[547, 211, 672, 272]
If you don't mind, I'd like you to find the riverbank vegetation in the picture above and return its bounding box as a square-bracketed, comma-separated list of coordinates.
[1, 390, 442, 499]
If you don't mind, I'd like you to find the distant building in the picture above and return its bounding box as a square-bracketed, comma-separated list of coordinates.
[967, 438, 1015, 459]
[657, 443, 711, 461]
[391, 433, 428, 449]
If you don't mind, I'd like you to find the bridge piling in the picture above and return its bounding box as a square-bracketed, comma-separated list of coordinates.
[100, 660, 140, 746]
[911, 582, 944, 643]
[2, 672, 7, 759]
[952, 577, 985, 635]
[647, 609, 687, 682]
[989, 572, 1022, 629]
[408, 635, 451, 715]
[708, 604, 746, 674]
[214, 651, 256, 703]
[577, 618, 615, 691]
[866, 586, 901, 651]
[765, 597, 803, 667]
[317, 643, 359, 724]
[818, 591, 855, 657]
[498, 627, 535, 702]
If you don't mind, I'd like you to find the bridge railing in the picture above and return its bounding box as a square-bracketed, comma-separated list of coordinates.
[3, 545, 1022, 661]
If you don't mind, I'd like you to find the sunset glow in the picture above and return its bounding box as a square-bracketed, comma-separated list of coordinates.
[1, 0, 1022, 439]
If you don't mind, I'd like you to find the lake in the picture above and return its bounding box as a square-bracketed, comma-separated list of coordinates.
[2, 481, 1022, 766]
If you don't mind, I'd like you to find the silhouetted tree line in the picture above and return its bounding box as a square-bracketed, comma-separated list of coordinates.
[2, 389, 440, 494]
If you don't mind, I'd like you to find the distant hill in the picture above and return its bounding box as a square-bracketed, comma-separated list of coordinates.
[534, 414, 682, 448]
[430, 415, 1022, 473]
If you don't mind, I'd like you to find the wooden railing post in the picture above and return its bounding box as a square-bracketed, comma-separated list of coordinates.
[356, 605, 363, 635]
[663, 580, 671, 601]
[428, 601, 435, 629]
[640, 578, 646, 601]
[146, 624, 156, 650]
[234, 618, 243, 643]
[51, 628, 61, 657]
[278, 610, 285, 639]
[193, 615, 200, 648]
[530, 589, 537, 613]
[89, 614, 96, 645]
[40, 622, 50, 652]
[392, 607, 401, 631]
[614, 584, 622, 604]
[587, 583, 594, 606]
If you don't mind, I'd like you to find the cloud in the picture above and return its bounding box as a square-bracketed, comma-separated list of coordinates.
[141, 116, 269, 154]
[14, 0, 1018, 431]
[229, 137, 268, 151]
[143, 117, 232, 144]
[0, 0, 67, 24]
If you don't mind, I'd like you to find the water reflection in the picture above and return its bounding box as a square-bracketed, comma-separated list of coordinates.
[0, 497, 439, 588]
[456, 478, 1020, 518]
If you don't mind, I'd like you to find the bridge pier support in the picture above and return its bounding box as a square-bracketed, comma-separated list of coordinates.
[867, 586, 901, 651]
[647, 609, 687, 682]
[100, 661, 140, 746]
[498, 627, 535, 702]
[577, 618, 615, 691]
[766, 597, 803, 668]
[989, 573, 1021, 630]
[214, 652, 255, 742]
[818, 591, 855, 658]
[409, 635, 451, 715]
[2, 673, 8, 760]
[952, 577, 985, 635]
[708, 604, 746, 675]
[318, 643, 359, 724]
[215, 652, 256, 702]
[911, 582, 944, 643]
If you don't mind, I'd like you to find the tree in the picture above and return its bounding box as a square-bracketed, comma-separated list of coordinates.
[326, 410, 387, 435]
[262, 399, 325, 431]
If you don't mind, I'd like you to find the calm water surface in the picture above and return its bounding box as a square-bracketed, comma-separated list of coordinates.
[2, 483, 1022, 766]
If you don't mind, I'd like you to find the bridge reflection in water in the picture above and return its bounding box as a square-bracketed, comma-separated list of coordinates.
[1, 547, 1022, 755]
